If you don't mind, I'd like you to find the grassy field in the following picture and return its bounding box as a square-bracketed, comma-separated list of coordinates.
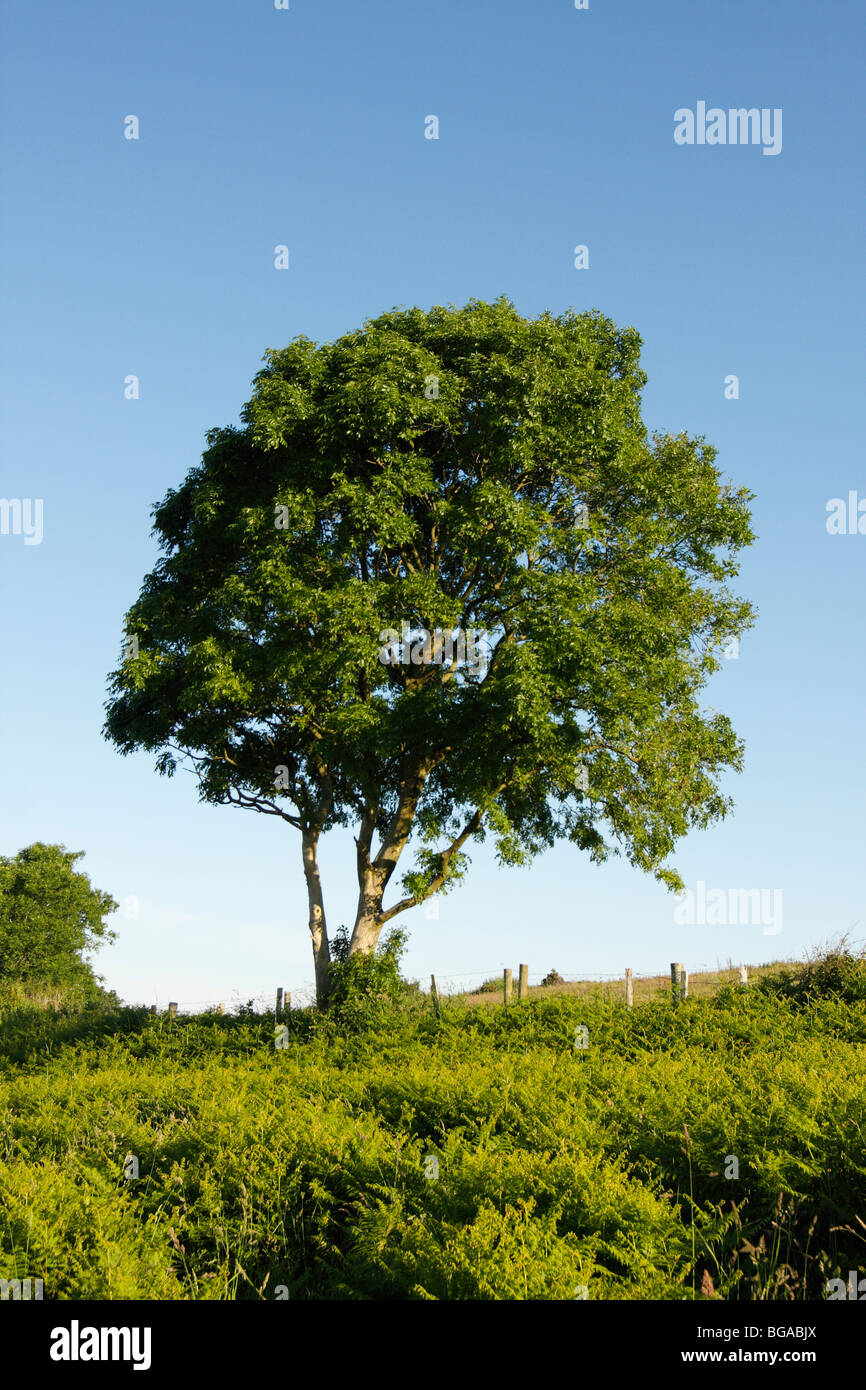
[455, 961, 786, 1009]
[1, 950, 864, 1301]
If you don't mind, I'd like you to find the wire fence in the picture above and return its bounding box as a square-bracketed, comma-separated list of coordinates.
[139, 934, 866, 1016]
[149, 971, 639, 1014]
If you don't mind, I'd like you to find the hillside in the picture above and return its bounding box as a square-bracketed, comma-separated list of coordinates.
[1, 953, 864, 1301]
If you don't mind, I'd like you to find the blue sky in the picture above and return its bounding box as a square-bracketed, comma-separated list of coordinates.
[1, 0, 863, 1008]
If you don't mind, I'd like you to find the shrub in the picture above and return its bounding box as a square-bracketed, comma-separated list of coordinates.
[325, 925, 415, 1027]
[755, 941, 866, 1005]
[476, 976, 504, 994]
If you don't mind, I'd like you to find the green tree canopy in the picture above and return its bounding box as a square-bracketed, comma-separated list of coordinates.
[104, 297, 755, 1004]
[0, 843, 117, 990]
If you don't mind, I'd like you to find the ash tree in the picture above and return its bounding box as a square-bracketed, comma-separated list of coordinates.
[103, 297, 754, 1006]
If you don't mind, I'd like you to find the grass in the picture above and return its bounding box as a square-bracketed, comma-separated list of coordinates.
[0, 947, 864, 1301]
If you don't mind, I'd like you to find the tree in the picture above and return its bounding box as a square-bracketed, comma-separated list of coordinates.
[0, 843, 117, 989]
[103, 297, 755, 1005]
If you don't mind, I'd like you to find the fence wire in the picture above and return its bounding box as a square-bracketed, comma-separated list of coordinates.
[141, 937, 866, 1013]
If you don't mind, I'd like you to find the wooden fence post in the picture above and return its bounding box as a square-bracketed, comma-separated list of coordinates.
[216, 1003, 224, 1015]
[670, 964, 683, 1006]
[739, 966, 749, 986]
[430, 974, 441, 1018]
[168, 1002, 178, 1019]
[276, 987, 284, 1020]
[625, 968, 634, 1009]
[681, 969, 689, 1001]
[503, 968, 512, 1006]
[284, 990, 291, 1012]
[518, 963, 529, 1000]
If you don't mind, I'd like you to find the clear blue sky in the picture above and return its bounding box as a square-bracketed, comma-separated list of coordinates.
[1, 0, 863, 1008]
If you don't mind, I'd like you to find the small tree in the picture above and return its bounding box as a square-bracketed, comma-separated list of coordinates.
[104, 297, 755, 1005]
[0, 843, 117, 991]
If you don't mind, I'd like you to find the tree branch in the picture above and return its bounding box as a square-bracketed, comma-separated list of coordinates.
[379, 806, 484, 925]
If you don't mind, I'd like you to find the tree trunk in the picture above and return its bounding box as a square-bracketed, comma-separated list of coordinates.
[302, 828, 330, 1005]
[348, 757, 434, 957]
[346, 792, 482, 961]
[350, 913, 382, 955]
[349, 868, 385, 957]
